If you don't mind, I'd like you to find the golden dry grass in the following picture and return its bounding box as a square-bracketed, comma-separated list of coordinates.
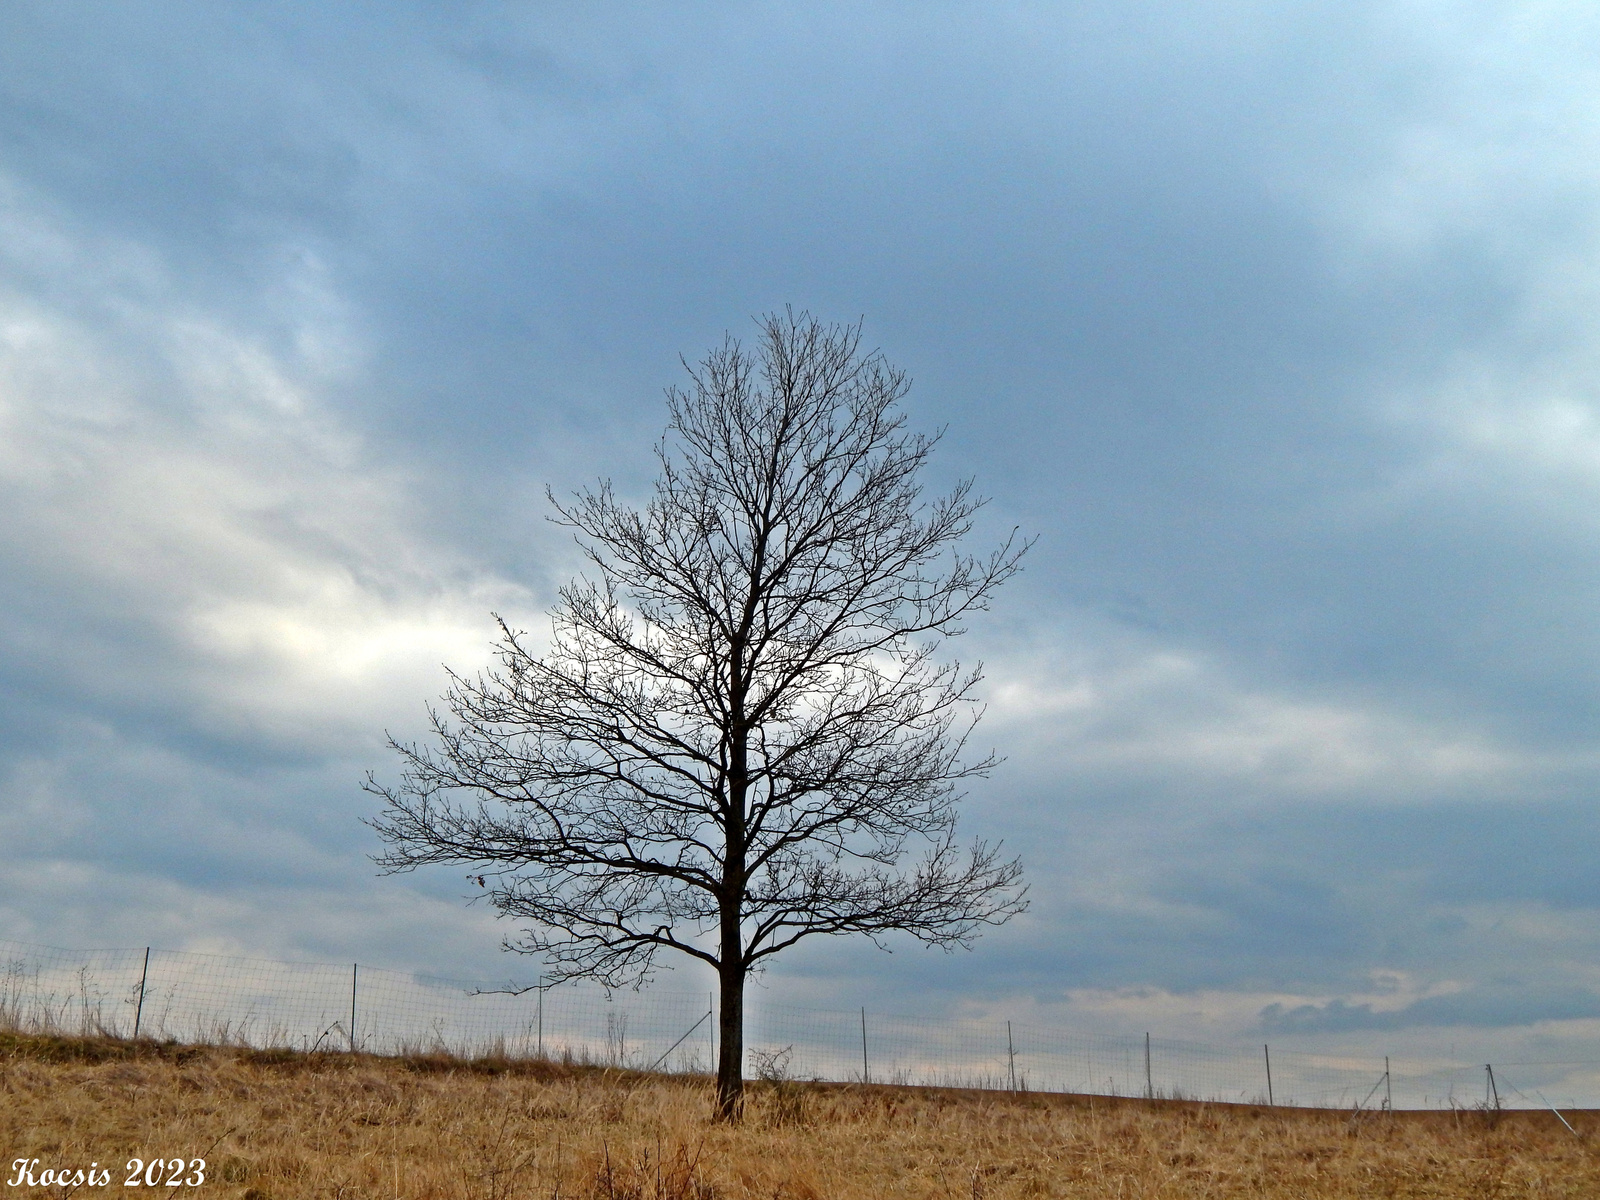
[2, 1032, 1596, 1199]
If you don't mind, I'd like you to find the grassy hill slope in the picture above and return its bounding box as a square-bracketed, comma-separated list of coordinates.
[2, 1032, 1595, 1198]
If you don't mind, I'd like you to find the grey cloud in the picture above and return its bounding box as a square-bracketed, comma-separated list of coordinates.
[1261, 985, 1600, 1034]
[4, 0, 1600, 1049]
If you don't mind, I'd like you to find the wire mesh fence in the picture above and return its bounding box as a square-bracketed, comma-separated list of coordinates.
[2, 937, 1595, 1111]
[749, 1002, 1600, 1112]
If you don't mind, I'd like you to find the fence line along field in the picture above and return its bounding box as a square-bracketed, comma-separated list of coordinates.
[3, 1030, 1597, 1199]
[8, 939, 1599, 1112]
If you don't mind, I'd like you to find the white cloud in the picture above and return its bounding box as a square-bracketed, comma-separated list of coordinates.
[1010, 971, 1466, 1042]
[0, 179, 534, 756]
[984, 626, 1522, 800]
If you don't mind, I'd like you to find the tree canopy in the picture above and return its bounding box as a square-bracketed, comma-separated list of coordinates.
[368, 311, 1029, 1116]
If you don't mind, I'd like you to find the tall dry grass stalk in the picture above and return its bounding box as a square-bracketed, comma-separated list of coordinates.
[2, 1032, 1595, 1198]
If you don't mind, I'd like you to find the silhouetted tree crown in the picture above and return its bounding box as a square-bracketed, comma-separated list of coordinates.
[368, 311, 1029, 1117]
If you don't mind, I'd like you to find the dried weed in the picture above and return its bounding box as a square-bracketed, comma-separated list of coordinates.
[0, 1034, 1594, 1198]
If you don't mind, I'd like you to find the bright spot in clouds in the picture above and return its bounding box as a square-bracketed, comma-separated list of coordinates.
[1, 2, 1599, 1067]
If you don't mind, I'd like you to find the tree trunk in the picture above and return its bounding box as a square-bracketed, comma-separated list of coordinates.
[715, 959, 744, 1119]
[719, 633, 750, 1122]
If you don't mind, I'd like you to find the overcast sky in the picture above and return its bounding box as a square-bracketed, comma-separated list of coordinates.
[4, 1, 1600, 1061]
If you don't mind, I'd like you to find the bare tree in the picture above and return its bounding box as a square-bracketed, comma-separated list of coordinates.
[367, 311, 1029, 1118]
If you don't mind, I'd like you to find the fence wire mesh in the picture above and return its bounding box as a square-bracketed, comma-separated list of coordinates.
[2, 938, 1594, 1111]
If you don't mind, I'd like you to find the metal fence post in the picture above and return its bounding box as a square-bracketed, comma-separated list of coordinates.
[350, 964, 358, 1053]
[861, 1008, 869, 1084]
[1264, 1043, 1274, 1106]
[132, 947, 151, 1040]
[1007, 1021, 1017, 1093]
[1144, 1032, 1153, 1101]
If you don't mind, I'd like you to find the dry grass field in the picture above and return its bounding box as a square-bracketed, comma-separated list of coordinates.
[2, 1032, 1596, 1199]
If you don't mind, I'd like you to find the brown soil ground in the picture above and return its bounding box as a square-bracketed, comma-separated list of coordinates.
[2, 1032, 1596, 1198]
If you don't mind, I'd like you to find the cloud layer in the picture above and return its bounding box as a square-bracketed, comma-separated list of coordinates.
[4, 1, 1600, 1060]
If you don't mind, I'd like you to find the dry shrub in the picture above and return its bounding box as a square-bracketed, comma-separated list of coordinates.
[584, 1138, 715, 1200]
[1, 1032, 1597, 1198]
[749, 1046, 807, 1130]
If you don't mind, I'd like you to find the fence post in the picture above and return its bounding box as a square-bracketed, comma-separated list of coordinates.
[350, 964, 358, 1054]
[861, 1008, 869, 1084]
[537, 977, 544, 1058]
[1385, 1056, 1392, 1112]
[1144, 1033, 1153, 1101]
[1264, 1043, 1274, 1106]
[1007, 1021, 1017, 1093]
[1486, 1064, 1500, 1111]
[132, 947, 151, 1040]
